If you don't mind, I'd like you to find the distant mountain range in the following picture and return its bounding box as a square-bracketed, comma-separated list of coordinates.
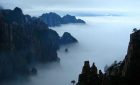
[39, 12, 86, 27]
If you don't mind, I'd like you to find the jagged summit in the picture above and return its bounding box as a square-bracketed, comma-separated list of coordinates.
[62, 14, 85, 24]
[77, 61, 100, 85]
[39, 12, 86, 27]
[14, 7, 22, 13]
[60, 32, 78, 45]
[40, 12, 62, 27]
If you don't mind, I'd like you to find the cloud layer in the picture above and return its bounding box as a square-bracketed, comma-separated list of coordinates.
[0, 0, 140, 16]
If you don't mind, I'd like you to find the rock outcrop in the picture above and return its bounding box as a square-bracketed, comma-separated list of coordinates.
[77, 30, 140, 85]
[62, 15, 85, 24]
[39, 13, 86, 27]
[121, 30, 140, 83]
[77, 61, 101, 85]
[60, 32, 78, 45]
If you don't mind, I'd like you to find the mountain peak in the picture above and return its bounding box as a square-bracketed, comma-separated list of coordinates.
[39, 12, 86, 27]
[14, 7, 22, 13]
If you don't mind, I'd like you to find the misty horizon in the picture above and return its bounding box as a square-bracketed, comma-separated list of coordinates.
[0, 0, 140, 85]
[1, 0, 140, 16]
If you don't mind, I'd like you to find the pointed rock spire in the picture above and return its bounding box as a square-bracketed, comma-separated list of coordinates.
[82, 61, 90, 74]
[90, 62, 98, 75]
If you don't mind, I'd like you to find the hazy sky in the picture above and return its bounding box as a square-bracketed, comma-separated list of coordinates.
[0, 0, 140, 16]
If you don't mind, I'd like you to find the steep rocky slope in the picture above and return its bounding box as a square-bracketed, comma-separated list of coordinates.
[77, 30, 140, 85]
[0, 7, 78, 82]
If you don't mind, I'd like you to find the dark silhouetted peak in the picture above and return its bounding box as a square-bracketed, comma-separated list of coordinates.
[77, 61, 100, 85]
[39, 12, 86, 27]
[120, 29, 140, 83]
[62, 14, 86, 24]
[62, 14, 76, 24]
[40, 12, 62, 27]
[48, 12, 59, 16]
[60, 32, 78, 45]
[0, 7, 25, 24]
[63, 14, 76, 19]
[82, 61, 90, 74]
[14, 7, 23, 14]
[99, 70, 103, 75]
[90, 62, 98, 75]
[84, 61, 90, 66]
[77, 19, 86, 23]
[41, 12, 61, 18]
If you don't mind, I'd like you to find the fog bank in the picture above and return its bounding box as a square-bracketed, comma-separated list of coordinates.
[2, 16, 140, 85]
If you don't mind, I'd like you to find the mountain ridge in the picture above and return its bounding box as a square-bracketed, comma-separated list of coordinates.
[39, 12, 86, 27]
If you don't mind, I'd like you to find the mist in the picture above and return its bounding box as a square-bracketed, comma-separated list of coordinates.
[2, 15, 140, 85]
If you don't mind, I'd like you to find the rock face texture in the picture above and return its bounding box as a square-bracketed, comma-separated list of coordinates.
[77, 30, 140, 85]
[39, 13, 86, 27]
[121, 30, 140, 83]
[60, 32, 78, 45]
[0, 7, 61, 81]
[0, 7, 79, 82]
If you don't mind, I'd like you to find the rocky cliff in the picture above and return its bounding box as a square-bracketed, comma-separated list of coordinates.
[0, 7, 61, 82]
[77, 30, 140, 85]
[121, 29, 140, 83]
[0, 7, 79, 82]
